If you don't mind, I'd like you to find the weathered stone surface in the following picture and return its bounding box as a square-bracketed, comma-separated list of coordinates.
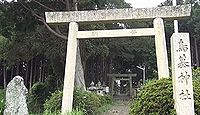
[77, 28, 155, 39]
[4, 76, 29, 115]
[45, 5, 191, 23]
[62, 22, 78, 114]
[171, 33, 194, 115]
[154, 18, 169, 79]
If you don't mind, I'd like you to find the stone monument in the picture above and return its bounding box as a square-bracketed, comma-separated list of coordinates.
[171, 33, 194, 115]
[4, 76, 29, 115]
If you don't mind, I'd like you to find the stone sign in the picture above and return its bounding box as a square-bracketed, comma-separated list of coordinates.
[171, 33, 194, 115]
[4, 76, 29, 115]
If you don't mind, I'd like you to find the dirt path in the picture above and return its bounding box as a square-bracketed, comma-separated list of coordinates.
[103, 100, 130, 115]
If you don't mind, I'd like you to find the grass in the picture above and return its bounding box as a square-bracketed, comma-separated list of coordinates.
[42, 108, 84, 115]
[95, 103, 113, 115]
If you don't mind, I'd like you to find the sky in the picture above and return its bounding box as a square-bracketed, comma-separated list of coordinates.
[125, 0, 167, 8]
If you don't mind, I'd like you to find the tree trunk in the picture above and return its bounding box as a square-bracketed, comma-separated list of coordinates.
[29, 59, 33, 91]
[73, 0, 86, 90]
[39, 58, 42, 82]
[194, 37, 199, 67]
[3, 66, 7, 89]
[75, 45, 86, 90]
[16, 62, 19, 75]
[102, 56, 105, 82]
[42, 59, 47, 82]
[11, 65, 14, 79]
[25, 62, 29, 86]
[33, 58, 37, 83]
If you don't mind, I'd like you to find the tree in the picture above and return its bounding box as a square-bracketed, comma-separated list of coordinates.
[187, 3, 200, 67]
[0, 0, 133, 89]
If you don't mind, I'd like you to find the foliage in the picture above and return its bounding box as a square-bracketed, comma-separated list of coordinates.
[108, 36, 156, 74]
[44, 108, 84, 115]
[193, 68, 200, 114]
[0, 89, 5, 115]
[74, 90, 112, 115]
[193, 77, 200, 114]
[0, 35, 9, 60]
[43, 108, 84, 115]
[95, 103, 113, 115]
[193, 67, 200, 78]
[66, 109, 84, 115]
[43, 90, 62, 114]
[44, 89, 112, 115]
[28, 82, 49, 114]
[44, 75, 60, 92]
[0, 0, 158, 87]
[130, 78, 176, 115]
[130, 78, 200, 115]
[79, 0, 130, 10]
[28, 74, 60, 114]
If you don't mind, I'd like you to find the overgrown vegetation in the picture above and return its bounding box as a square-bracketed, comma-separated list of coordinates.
[43, 108, 84, 115]
[0, 89, 5, 115]
[193, 67, 200, 78]
[130, 78, 175, 115]
[193, 77, 200, 114]
[44, 89, 112, 115]
[43, 90, 62, 114]
[28, 74, 59, 114]
[28, 82, 49, 113]
[130, 72, 200, 115]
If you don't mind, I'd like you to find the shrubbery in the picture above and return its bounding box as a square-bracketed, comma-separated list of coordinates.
[28, 75, 58, 114]
[0, 89, 5, 115]
[193, 67, 200, 78]
[43, 90, 62, 114]
[130, 78, 175, 115]
[28, 82, 49, 114]
[130, 77, 200, 115]
[44, 89, 112, 115]
[73, 89, 112, 115]
[193, 77, 200, 114]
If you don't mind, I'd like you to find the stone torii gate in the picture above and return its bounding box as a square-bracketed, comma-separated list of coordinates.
[45, 5, 191, 114]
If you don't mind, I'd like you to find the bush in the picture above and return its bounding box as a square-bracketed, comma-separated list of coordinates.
[28, 75, 59, 114]
[44, 89, 112, 115]
[130, 78, 175, 115]
[130, 78, 200, 115]
[193, 67, 200, 78]
[193, 77, 200, 114]
[0, 89, 5, 115]
[43, 90, 62, 114]
[43, 108, 84, 115]
[28, 82, 49, 114]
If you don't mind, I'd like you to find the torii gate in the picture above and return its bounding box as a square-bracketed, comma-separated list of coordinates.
[45, 5, 191, 114]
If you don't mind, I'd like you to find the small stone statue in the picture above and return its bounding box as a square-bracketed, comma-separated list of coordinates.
[88, 81, 96, 91]
[97, 81, 102, 88]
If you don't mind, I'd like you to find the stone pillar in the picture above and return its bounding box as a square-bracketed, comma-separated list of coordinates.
[154, 18, 169, 79]
[61, 22, 78, 114]
[171, 33, 194, 115]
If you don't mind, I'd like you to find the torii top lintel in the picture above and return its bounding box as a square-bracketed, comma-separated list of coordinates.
[45, 4, 191, 24]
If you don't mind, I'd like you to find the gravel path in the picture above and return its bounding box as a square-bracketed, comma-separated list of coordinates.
[103, 100, 130, 115]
